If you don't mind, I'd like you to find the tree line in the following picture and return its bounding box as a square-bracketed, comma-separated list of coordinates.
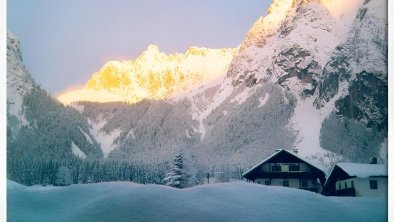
[8, 155, 167, 186]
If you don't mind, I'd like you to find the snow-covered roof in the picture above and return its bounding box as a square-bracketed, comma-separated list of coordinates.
[335, 163, 387, 178]
[242, 149, 325, 177]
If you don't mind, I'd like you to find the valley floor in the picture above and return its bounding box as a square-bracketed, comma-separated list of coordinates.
[7, 180, 387, 222]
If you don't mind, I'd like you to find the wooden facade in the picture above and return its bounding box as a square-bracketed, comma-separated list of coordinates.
[242, 149, 326, 193]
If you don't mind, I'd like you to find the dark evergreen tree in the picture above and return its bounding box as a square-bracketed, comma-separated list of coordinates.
[164, 152, 187, 188]
[55, 166, 72, 186]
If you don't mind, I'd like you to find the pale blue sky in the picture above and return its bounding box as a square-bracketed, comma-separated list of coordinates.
[8, 0, 271, 93]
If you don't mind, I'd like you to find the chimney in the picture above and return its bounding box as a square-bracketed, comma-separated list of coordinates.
[370, 157, 377, 164]
[293, 149, 298, 154]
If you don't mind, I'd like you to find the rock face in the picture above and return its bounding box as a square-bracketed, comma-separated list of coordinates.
[7, 32, 36, 126]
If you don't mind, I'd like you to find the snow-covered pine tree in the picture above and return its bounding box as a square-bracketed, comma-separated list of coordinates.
[164, 152, 187, 188]
[55, 166, 72, 186]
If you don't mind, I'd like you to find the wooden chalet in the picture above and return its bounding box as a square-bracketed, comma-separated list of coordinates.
[323, 162, 387, 197]
[242, 149, 326, 193]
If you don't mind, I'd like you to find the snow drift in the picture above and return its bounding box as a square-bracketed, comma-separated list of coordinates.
[7, 181, 386, 222]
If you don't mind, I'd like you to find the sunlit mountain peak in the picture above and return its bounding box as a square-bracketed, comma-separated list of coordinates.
[239, 0, 364, 52]
[320, 0, 363, 19]
[239, 0, 295, 51]
[57, 45, 237, 105]
[146, 44, 160, 52]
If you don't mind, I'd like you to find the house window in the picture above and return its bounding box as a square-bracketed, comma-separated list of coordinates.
[351, 181, 354, 188]
[301, 179, 308, 188]
[271, 165, 281, 172]
[283, 180, 289, 187]
[345, 182, 347, 189]
[338, 182, 341, 190]
[370, 180, 378, 189]
[265, 180, 271, 186]
[289, 164, 300, 171]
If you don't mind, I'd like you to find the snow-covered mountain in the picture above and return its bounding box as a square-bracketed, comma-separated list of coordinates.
[191, 0, 387, 163]
[57, 45, 236, 105]
[7, 32, 103, 181]
[7, 0, 388, 186]
[222, 0, 387, 161]
[74, 0, 387, 173]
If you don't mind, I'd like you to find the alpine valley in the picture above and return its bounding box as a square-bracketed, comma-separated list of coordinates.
[7, 0, 388, 186]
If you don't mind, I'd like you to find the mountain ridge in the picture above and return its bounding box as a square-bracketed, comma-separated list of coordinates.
[57, 45, 236, 105]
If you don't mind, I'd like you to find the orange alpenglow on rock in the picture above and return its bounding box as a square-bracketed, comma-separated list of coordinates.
[57, 45, 237, 105]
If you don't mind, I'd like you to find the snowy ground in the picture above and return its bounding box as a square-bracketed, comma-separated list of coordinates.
[7, 181, 386, 222]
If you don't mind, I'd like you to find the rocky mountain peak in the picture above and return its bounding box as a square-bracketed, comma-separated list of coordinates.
[146, 44, 160, 52]
[58, 45, 236, 105]
[239, 0, 295, 52]
[144, 44, 161, 56]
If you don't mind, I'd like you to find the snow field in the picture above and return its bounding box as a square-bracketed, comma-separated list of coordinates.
[71, 141, 87, 159]
[87, 116, 121, 158]
[7, 181, 386, 222]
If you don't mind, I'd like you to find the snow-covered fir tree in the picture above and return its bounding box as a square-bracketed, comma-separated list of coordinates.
[55, 166, 72, 186]
[164, 152, 188, 188]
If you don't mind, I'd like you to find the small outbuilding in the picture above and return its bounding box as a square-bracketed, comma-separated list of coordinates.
[323, 162, 387, 197]
[242, 149, 326, 193]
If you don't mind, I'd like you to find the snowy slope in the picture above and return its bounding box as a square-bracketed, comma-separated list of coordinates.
[71, 142, 87, 159]
[87, 115, 121, 158]
[7, 180, 387, 222]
